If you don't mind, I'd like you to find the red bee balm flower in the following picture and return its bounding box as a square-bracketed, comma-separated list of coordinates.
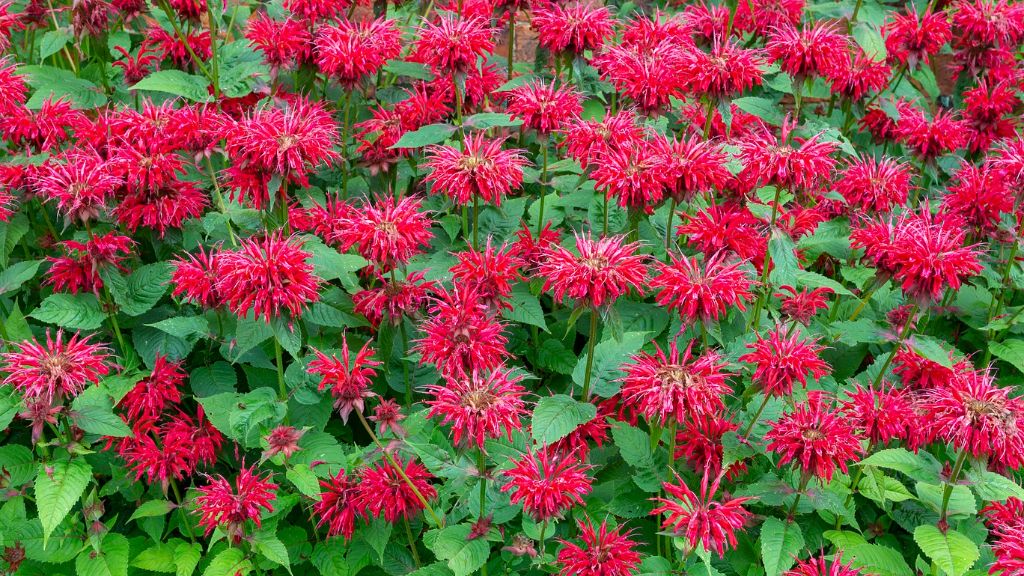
[501, 451, 592, 521]
[883, 9, 951, 67]
[355, 457, 437, 523]
[766, 22, 849, 80]
[353, 270, 436, 328]
[841, 384, 915, 446]
[652, 466, 753, 557]
[555, 519, 641, 576]
[425, 134, 528, 206]
[330, 195, 434, 270]
[307, 336, 381, 423]
[786, 554, 864, 576]
[215, 233, 321, 323]
[313, 469, 362, 540]
[505, 80, 583, 135]
[531, 2, 616, 55]
[195, 465, 277, 544]
[765, 393, 863, 481]
[426, 366, 527, 449]
[118, 355, 185, 423]
[315, 17, 402, 87]
[539, 234, 647, 309]
[2, 330, 111, 402]
[620, 340, 731, 424]
[835, 156, 913, 213]
[171, 246, 220, 309]
[739, 326, 831, 397]
[415, 286, 510, 377]
[413, 15, 495, 73]
[650, 253, 754, 324]
[738, 117, 838, 192]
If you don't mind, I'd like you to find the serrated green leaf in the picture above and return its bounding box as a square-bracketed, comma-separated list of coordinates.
[844, 543, 913, 576]
[20, 65, 108, 109]
[36, 458, 92, 547]
[571, 330, 648, 397]
[464, 112, 523, 129]
[77, 533, 129, 576]
[859, 448, 942, 483]
[0, 260, 41, 294]
[733, 96, 783, 125]
[287, 464, 322, 498]
[70, 386, 133, 437]
[502, 284, 547, 332]
[989, 339, 1024, 374]
[108, 263, 172, 316]
[852, 23, 887, 60]
[30, 293, 106, 330]
[203, 548, 252, 576]
[913, 525, 978, 576]
[424, 524, 489, 576]
[38, 30, 71, 60]
[909, 335, 954, 368]
[129, 500, 174, 522]
[392, 123, 456, 149]
[253, 530, 291, 574]
[531, 394, 597, 445]
[132, 70, 213, 102]
[760, 517, 804, 576]
[768, 232, 799, 287]
[174, 541, 201, 576]
[146, 316, 209, 339]
[966, 467, 1024, 501]
[131, 541, 177, 573]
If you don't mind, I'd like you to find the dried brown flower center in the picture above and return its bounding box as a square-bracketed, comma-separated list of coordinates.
[656, 365, 703, 390]
[802, 428, 826, 441]
[277, 133, 300, 152]
[463, 387, 497, 412]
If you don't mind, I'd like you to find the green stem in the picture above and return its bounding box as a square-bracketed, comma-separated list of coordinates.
[787, 475, 811, 522]
[741, 393, 771, 439]
[473, 195, 480, 250]
[983, 220, 1024, 364]
[274, 337, 288, 412]
[170, 479, 196, 543]
[750, 186, 785, 331]
[206, 0, 221, 99]
[400, 318, 412, 405]
[848, 280, 881, 322]
[664, 197, 677, 260]
[537, 142, 548, 237]
[507, 11, 515, 81]
[156, 0, 213, 81]
[939, 451, 968, 522]
[870, 303, 919, 389]
[206, 157, 238, 247]
[404, 518, 422, 567]
[580, 307, 599, 400]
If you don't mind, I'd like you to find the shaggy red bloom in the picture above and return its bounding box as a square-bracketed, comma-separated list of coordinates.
[733, 0, 804, 36]
[425, 366, 527, 449]
[920, 368, 1024, 468]
[766, 22, 849, 80]
[593, 40, 688, 113]
[315, 18, 402, 87]
[786, 554, 863, 576]
[118, 355, 185, 423]
[654, 135, 733, 201]
[531, 2, 615, 54]
[307, 336, 381, 423]
[538, 234, 647, 309]
[739, 326, 831, 397]
[313, 470, 362, 540]
[162, 408, 223, 470]
[1, 98, 89, 152]
[46, 232, 133, 296]
[962, 79, 1019, 153]
[841, 384, 914, 445]
[501, 451, 592, 521]
[652, 466, 753, 557]
[450, 241, 522, 310]
[851, 208, 982, 302]
[739, 118, 838, 192]
[992, 527, 1024, 576]
[226, 97, 338, 185]
[112, 42, 159, 84]
[952, 0, 1024, 48]
[676, 413, 746, 479]
[508, 221, 562, 270]
[620, 340, 731, 424]
[356, 457, 437, 523]
[992, 138, 1024, 188]
[858, 98, 916, 143]
[412, 15, 495, 73]
[2, 330, 110, 402]
[828, 50, 891, 101]
[941, 163, 1013, 235]
[505, 80, 583, 135]
[171, 246, 221, 309]
[835, 156, 912, 213]
[119, 435, 193, 492]
[414, 285, 510, 377]
[682, 39, 765, 99]
[114, 180, 209, 237]
[370, 399, 407, 437]
[622, 12, 693, 49]
[883, 9, 952, 67]
[678, 204, 766, 267]
[195, 464, 277, 544]
[650, 253, 754, 324]
[33, 149, 120, 224]
[556, 519, 641, 576]
[425, 134, 527, 206]
[215, 233, 320, 323]
[353, 270, 436, 328]
[331, 195, 434, 269]
[775, 285, 833, 325]
[263, 426, 305, 459]
[765, 393, 863, 481]
[892, 346, 968, 390]
[0, 57, 26, 115]
[284, 0, 348, 22]
[562, 109, 645, 168]
[246, 13, 311, 70]
[592, 143, 669, 211]
[895, 107, 969, 160]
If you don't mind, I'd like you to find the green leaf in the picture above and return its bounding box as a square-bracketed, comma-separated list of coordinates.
[129, 500, 174, 522]
[203, 548, 252, 576]
[733, 96, 783, 125]
[989, 339, 1024, 374]
[383, 60, 434, 81]
[253, 530, 291, 574]
[844, 543, 913, 576]
[0, 445, 36, 486]
[795, 269, 852, 296]
[859, 448, 942, 483]
[852, 23, 887, 60]
[966, 467, 1024, 501]
[913, 525, 979, 576]
[362, 516, 392, 563]
[70, 386, 133, 437]
[768, 232, 799, 287]
[30, 293, 106, 330]
[0, 260, 41, 294]
[287, 465, 322, 498]
[392, 123, 457, 149]
[760, 517, 804, 576]
[531, 394, 598, 445]
[571, 330, 648, 397]
[131, 70, 213, 102]
[146, 316, 210, 340]
[20, 65, 108, 109]
[174, 542, 201, 576]
[502, 284, 547, 332]
[38, 30, 71, 60]
[424, 524, 490, 576]
[131, 541, 177, 572]
[76, 533, 129, 576]
[464, 112, 523, 129]
[908, 335, 954, 368]
[36, 458, 92, 547]
[107, 262, 172, 316]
